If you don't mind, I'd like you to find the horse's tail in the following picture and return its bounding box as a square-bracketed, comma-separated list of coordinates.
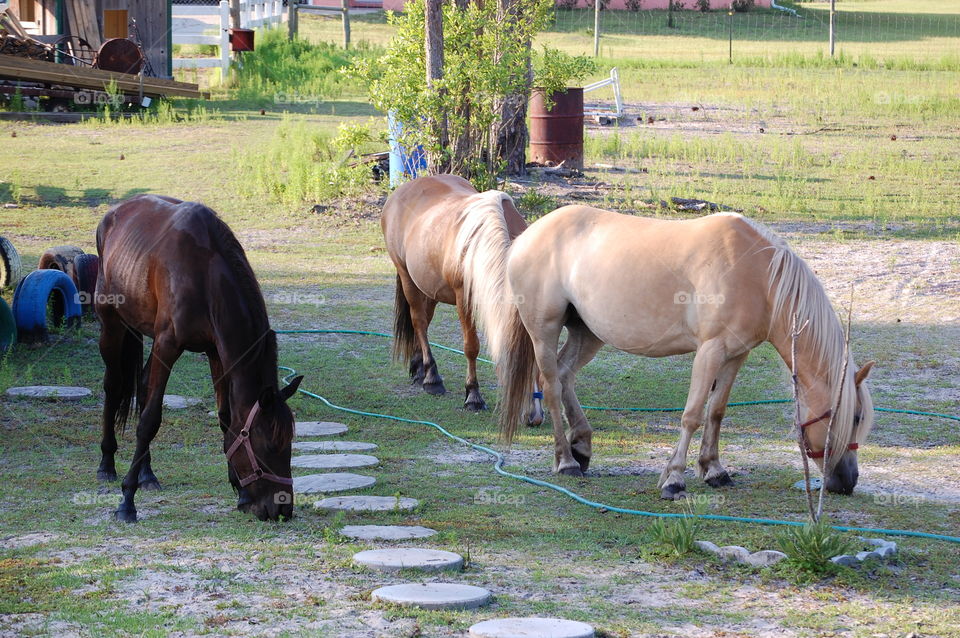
[496, 302, 536, 443]
[113, 327, 143, 435]
[455, 191, 515, 359]
[391, 273, 416, 364]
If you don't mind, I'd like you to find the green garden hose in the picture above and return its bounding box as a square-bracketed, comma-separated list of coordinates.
[276, 328, 960, 544]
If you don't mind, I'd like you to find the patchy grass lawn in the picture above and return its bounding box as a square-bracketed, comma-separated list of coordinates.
[2, 56, 960, 637]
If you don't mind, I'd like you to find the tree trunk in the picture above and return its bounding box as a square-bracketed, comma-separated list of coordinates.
[494, 0, 532, 177]
[425, 0, 449, 173]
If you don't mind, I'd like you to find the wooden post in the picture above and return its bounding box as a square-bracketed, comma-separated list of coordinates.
[593, 0, 600, 57]
[829, 0, 836, 57]
[220, 0, 231, 81]
[342, 0, 351, 49]
[425, 0, 448, 172]
[288, 0, 299, 40]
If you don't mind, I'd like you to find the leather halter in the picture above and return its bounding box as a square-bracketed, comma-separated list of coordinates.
[799, 408, 859, 459]
[224, 401, 293, 487]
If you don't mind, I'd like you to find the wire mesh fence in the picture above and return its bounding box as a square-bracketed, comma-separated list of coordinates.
[554, 5, 960, 63]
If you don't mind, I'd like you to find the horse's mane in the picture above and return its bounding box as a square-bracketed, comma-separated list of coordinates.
[730, 214, 872, 469]
[203, 208, 291, 446]
[453, 190, 516, 358]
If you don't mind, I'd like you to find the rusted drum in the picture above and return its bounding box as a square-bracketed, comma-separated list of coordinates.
[529, 87, 584, 170]
[94, 38, 145, 74]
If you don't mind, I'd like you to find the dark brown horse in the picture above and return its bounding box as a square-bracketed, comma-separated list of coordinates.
[95, 195, 302, 522]
[381, 174, 543, 422]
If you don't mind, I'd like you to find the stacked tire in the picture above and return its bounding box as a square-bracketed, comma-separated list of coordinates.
[12, 269, 83, 343]
[1, 236, 22, 354]
[0, 236, 21, 290]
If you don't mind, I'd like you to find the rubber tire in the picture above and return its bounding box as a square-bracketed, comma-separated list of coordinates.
[12, 269, 82, 343]
[0, 236, 22, 289]
[38, 245, 85, 281]
[72, 253, 100, 310]
[0, 297, 15, 354]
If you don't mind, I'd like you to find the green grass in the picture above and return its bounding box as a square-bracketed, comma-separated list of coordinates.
[2, 10, 960, 635]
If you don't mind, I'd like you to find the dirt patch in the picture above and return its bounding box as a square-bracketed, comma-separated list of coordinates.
[1, 532, 59, 549]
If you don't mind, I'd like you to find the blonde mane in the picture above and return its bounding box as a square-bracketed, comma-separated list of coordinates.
[734, 215, 873, 468]
[453, 190, 516, 359]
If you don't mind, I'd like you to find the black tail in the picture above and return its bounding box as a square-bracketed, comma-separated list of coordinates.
[114, 328, 143, 435]
[496, 305, 537, 443]
[392, 274, 416, 364]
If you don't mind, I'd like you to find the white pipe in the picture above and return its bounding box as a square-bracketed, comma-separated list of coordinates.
[770, 0, 801, 18]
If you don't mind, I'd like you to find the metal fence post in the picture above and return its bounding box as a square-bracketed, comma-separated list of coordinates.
[593, 0, 600, 56]
[829, 0, 836, 57]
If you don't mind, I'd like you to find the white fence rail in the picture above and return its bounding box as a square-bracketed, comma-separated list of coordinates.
[172, 0, 286, 79]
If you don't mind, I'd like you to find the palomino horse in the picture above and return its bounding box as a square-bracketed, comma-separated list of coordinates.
[382, 174, 543, 423]
[495, 206, 874, 498]
[95, 195, 302, 522]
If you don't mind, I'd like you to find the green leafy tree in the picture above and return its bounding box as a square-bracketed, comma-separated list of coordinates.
[352, 0, 590, 186]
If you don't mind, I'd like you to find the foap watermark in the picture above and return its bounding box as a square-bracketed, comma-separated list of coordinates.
[266, 291, 326, 307]
[73, 90, 124, 109]
[75, 291, 126, 307]
[873, 492, 924, 507]
[873, 91, 926, 106]
[673, 291, 725, 306]
[273, 491, 293, 505]
[474, 487, 525, 506]
[273, 91, 323, 107]
[683, 493, 727, 507]
[71, 491, 122, 507]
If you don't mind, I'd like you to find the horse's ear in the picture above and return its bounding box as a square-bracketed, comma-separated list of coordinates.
[279, 375, 303, 402]
[855, 361, 875, 386]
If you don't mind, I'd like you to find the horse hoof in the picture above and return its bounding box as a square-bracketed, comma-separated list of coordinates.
[423, 381, 446, 396]
[660, 484, 687, 500]
[526, 415, 543, 427]
[138, 479, 162, 491]
[463, 400, 486, 412]
[705, 472, 733, 488]
[571, 449, 591, 473]
[558, 466, 584, 478]
[97, 470, 117, 482]
[114, 509, 137, 523]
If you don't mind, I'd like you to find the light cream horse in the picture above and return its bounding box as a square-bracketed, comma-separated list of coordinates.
[381, 174, 543, 422]
[494, 205, 874, 499]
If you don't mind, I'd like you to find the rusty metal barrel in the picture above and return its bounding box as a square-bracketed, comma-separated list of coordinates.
[529, 87, 584, 170]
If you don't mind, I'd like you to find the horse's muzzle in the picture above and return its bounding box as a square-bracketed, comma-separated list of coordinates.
[825, 453, 859, 495]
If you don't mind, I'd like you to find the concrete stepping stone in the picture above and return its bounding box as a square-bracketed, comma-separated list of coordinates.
[353, 548, 463, 573]
[293, 473, 375, 494]
[469, 617, 596, 638]
[314, 495, 419, 512]
[296, 421, 348, 437]
[340, 525, 437, 541]
[294, 440, 377, 452]
[371, 583, 491, 610]
[793, 477, 822, 490]
[163, 395, 202, 409]
[290, 453, 379, 469]
[5, 385, 91, 401]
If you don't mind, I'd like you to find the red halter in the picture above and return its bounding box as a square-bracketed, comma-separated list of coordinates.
[224, 401, 293, 487]
[799, 409, 859, 459]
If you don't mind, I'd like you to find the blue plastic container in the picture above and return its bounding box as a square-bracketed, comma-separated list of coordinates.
[387, 111, 427, 187]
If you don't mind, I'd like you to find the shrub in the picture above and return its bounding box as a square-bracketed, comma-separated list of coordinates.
[625, 0, 643, 10]
[776, 518, 855, 577]
[731, 0, 754, 12]
[648, 510, 699, 556]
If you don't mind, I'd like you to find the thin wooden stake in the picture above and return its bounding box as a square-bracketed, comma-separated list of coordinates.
[791, 314, 816, 522]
